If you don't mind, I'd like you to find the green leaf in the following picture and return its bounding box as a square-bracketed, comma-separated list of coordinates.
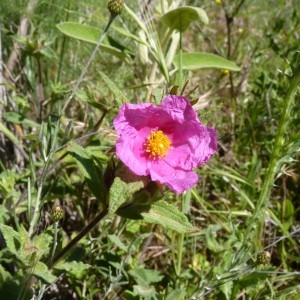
[33, 261, 57, 284]
[108, 176, 145, 214]
[141, 200, 193, 233]
[0, 264, 12, 283]
[115, 181, 163, 220]
[56, 22, 128, 60]
[0, 270, 33, 300]
[54, 260, 90, 272]
[0, 122, 20, 145]
[173, 52, 241, 71]
[282, 199, 294, 231]
[166, 289, 186, 300]
[275, 140, 300, 174]
[235, 270, 270, 290]
[99, 71, 127, 105]
[0, 224, 21, 254]
[67, 141, 106, 201]
[112, 24, 150, 47]
[34, 232, 52, 257]
[160, 6, 208, 32]
[205, 224, 223, 252]
[0, 204, 9, 224]
[54, 261, 90, 279]
[129, 268, 163, 286]
[107, 234, 127, 251]
[2, 111, 39, 127]
[130, 268, 162, 298]
[283, 199, 294, 220]
[133, 284, 156, 298]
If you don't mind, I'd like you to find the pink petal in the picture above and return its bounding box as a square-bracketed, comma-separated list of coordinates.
[149, 159, 199, 193]
[113, 95, 218, 194]
[161, 95, 199, 124]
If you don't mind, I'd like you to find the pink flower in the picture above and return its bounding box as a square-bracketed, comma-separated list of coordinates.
[113, 95, 217, 194]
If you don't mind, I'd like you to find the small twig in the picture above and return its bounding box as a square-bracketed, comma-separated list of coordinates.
[28, 119, 60, 237]
[28, 11, 118, 238]
[50, 206, 109, 267]
[36, 57, 45, 123]
[253, 68, 300, 245]
[61, 15, 116, 115]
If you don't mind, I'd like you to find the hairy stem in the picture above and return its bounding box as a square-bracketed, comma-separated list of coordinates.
[36, 57, 44, 123]
[28, 119, 60, 237]
[28, 13, 117, 238]
[175, 191, 191, 277]
[51, 221, 59, 261]
[61, 15, 116, 114]
[245, 66, 300, 249]
[50, 206, 109, 267]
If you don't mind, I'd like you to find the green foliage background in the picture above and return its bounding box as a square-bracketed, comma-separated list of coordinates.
[0, 0, 300, 299]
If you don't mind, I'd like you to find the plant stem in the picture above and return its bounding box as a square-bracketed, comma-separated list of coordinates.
[178, 32, 183, 92]
[51, 221, 59, 261]
[28, 14, 117, 238]
[36, 57, 44, 123]
[57, 0, 70, 83]
[175, 191, 191, 277]
[175, 233, 184, 277]
[177, 12, 183, 91]
[61, 14, 116, 114]
[36, 221, 59, 300]
[36, 284, 46, 300]
[244, 67, 300, 249]
[50, 206, 109, 268]
[28, 119, 60, 237]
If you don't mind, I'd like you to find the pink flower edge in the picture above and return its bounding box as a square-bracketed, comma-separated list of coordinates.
[113, 95, 218, 194]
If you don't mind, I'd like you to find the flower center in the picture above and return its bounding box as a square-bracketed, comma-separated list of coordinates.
[145, 130, 171, 159]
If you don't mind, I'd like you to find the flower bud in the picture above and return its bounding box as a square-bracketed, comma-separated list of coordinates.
[256, 251, 271, 266]
[51, 206, 64, 222]
[108, 0, 124, 17]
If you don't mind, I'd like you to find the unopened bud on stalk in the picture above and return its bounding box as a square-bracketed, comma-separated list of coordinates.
[108, 0, 124, 17]
[256, 251, 271, 266]
[51, 206, 64, 222]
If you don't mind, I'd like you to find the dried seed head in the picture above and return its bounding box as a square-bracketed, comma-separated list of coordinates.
[107, 0, 124, 17]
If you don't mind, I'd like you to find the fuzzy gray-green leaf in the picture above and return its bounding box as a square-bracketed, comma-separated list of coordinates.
[33, 261, 57, 283]
[99, 71, 127, 105]
[54, 260, 90, 270]
[129, 268, 163, 286]
[0, 224, 21, 254]
[173, 52, 241, 71]
[67, 141, 104, 201]
[56, 22, 128, 60]
[108, 177, 145, 214]
[141, 200, 193, 233]
[160, 6, 208, 32]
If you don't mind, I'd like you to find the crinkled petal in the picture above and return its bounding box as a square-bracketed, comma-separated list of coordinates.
[163, 122, 202, 170]
[114, 102, 175, 133]
[195, 126, 218, 164]
[160, 95, 199, 124]
[113, 95, 218, 194]
[115, 130, 149, 176]
[114, 103, 173, 176]
[162, 122, 217, 170]
[114, 102, 154, 133]
[149, 160, 199, 193]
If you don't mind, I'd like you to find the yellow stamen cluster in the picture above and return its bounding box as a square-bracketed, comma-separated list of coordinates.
[145, 130, 171, 159]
